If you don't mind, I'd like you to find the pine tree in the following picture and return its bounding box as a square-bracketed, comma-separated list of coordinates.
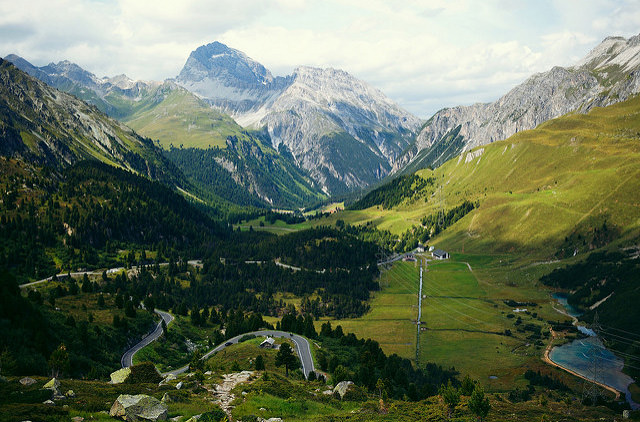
[275, 343, 298, 376]
[440, 380, 460, 420]
[255, 354, 265, 371]
[468, 384, 491, 422]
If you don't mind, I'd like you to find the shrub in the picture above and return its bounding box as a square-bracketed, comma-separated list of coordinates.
[125, 361, 163, 384]
[343, 384, 368, 402]
[238, 334, 256, 343]
[200, 406, 226, 422]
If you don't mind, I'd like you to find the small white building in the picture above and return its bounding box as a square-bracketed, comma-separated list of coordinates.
[416, 243, 425, 253]
[259, 337, 276, 349]
[432, 249, 449, 260]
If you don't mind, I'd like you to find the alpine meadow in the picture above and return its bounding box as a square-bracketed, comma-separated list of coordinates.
[1, 4, 640, 422]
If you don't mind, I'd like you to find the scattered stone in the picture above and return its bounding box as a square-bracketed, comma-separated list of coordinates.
[71, 417, 84, 422]
[19, 377, 36, 386]
[43, 378, 60, 390]
[206, 371, 254, 414]
[259, 407, 266, 411]
[161, 392, 172, 403]
[65, 390, 76, 398]
[43, 399, 55, 405]
[110, 367, 132, 384]
[623, 410, 630, 419]
[110, 394, 168, 422]
[175, 381, 183, 390]
[265, 418, 282, 422]
[170, 417, 182, 422]
[0, 375, 7, 383]
[205, 371, 213, 376]
[333, 381, 354, 399]
[242, 391, 248, 396]
[322, 389, 333, 395]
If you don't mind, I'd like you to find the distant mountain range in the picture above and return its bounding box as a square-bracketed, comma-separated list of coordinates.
[6, 43, 421, 197]
[5, 33, 640, 206]
[394, 34, 640, 174]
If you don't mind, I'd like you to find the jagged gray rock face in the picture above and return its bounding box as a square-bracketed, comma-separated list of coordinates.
[396, 33, 640, 172]
[176, 41, 291, 115]
[176, 42, 422, 194]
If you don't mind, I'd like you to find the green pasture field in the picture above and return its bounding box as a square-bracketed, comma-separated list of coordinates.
[316, 260, 420, 361]
[317, 254, 573, 390]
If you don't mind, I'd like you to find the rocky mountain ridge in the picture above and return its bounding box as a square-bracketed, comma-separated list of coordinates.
[394, 33, 640, 173]
[0, 58, 179, 184]
[176, 42, 422, 194]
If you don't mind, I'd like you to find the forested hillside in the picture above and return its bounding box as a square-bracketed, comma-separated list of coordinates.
[0, 159, 227, 283]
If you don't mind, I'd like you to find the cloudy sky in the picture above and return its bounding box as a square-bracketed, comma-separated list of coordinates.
[2, 0, 640, 117]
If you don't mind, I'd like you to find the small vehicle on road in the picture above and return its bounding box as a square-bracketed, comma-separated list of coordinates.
[225, 342, 233, 346]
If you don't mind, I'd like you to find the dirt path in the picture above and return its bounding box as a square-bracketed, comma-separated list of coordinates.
[207, 370, 255, 418]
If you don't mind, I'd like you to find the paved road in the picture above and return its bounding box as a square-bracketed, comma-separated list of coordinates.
[164, 330, 315, 379]
[121, 309, 174, 368]
[19, 260, 203, 289]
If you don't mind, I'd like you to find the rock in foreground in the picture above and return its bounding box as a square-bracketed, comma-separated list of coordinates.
[110, 394, 168, 421]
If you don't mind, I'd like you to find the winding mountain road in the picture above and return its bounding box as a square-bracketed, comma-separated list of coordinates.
[163, 330, 315, 378]
[121, 309, 174, 368]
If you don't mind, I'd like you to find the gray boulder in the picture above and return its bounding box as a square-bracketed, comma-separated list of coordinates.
[19, 376, 36, 386]
[110, 394, 168, 421]
[333, 381, 354, 399]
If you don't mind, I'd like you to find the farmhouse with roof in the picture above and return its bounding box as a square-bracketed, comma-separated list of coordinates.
[432, 249, 449, 260]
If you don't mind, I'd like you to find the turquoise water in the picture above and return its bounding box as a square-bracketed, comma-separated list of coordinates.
[551, 293, 638, 408]
[552, 292, 581, 317]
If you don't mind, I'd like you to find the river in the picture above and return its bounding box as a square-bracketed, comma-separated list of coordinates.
[550, 293, 638, 408]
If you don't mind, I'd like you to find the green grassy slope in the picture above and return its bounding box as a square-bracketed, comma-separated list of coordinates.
[115, 82, 246, 149]
[336, 95, 640, 258]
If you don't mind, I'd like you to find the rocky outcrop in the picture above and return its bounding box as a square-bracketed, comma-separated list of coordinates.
[110, 367, 132, 384]
[333, 381, 355, 399]
[109, 394, 168, 422]
[397, 33, 640, 172]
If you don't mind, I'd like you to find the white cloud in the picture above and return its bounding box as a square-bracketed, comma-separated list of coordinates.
[2, 0, 640, 117]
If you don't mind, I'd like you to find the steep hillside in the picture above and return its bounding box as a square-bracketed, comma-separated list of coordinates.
[165, 136, 327, 209]
[340, 94, 640, 258]
[176, 42, 422, 195]
[396, 33, 640, 172]
[0, 59, 180, 185]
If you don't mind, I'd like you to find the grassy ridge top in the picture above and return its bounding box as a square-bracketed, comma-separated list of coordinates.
[334, 95, 640, 258]
[112, 82, 246, 149]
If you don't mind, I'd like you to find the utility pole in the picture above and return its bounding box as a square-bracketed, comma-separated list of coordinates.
[582, 312, 603, 403]
[416, 260, 424, 367]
